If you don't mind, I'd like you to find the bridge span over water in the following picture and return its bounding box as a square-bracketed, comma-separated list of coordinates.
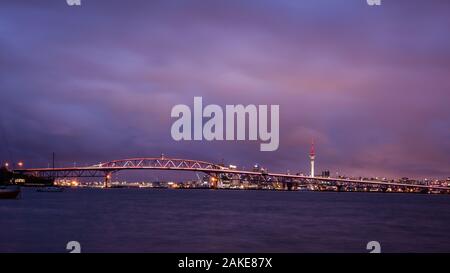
[13, 156, 450, 193]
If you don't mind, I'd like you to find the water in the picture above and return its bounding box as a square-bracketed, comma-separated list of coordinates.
[1, 188, 449, 253]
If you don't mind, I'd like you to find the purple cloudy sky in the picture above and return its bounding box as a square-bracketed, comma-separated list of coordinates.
[0, 0, 449, 179]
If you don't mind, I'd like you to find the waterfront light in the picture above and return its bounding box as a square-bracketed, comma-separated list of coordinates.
[17, 161, 24, 168]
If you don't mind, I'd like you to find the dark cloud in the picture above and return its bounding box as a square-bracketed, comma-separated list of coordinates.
[0, 0, 449, 179]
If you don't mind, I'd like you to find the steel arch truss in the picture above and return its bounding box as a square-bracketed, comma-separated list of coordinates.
[95, 157, 225, 171]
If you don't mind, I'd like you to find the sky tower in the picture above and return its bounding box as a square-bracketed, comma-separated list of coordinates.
[309, 139, 315, 177]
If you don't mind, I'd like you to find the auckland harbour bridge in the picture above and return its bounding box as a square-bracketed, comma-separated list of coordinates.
[12, 151, 450, 193]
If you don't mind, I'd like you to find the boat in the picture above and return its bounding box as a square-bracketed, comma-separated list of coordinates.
[37, 186, 65, 192]
[0, 185, 21, 199]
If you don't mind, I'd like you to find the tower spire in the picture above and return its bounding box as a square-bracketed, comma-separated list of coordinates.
[310, 139, 315, 156]
[309, 139, 316, 177]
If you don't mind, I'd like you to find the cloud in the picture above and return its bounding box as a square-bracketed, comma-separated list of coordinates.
[0, 0, 449, 179]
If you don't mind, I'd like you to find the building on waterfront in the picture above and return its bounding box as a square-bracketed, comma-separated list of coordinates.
[321, 170, 330, 178]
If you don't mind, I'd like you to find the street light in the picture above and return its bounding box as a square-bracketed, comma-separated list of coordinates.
[4, 162, 9, 168]
[17, 161, 24, 168]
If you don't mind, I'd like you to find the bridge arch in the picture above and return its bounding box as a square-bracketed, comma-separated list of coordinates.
[93, 157, 226, 171]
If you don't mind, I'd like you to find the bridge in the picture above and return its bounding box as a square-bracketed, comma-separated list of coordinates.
[13, 156, 450, 193]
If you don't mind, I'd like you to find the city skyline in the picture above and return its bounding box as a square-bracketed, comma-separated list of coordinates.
[1, 0, 450, 179]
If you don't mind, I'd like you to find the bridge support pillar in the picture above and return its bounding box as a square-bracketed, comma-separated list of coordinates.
[104, 172, 112, 188]
[286, 180, 294, 191]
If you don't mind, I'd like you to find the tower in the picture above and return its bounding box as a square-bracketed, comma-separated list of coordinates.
[309, 139, 315, 177]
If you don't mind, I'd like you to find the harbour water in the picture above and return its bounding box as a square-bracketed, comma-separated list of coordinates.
[0, 188, 449, 253]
